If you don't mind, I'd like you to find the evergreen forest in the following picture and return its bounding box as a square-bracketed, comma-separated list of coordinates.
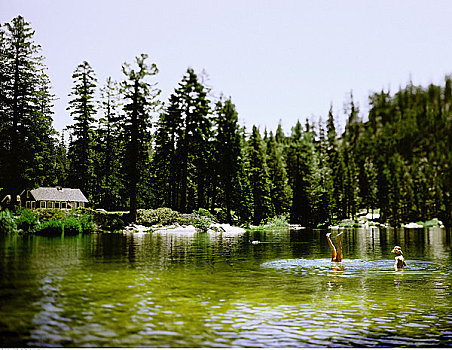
[1, 16, 451, 226]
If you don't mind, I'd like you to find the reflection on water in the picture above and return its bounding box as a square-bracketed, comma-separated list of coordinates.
[0, 227, 451, 347]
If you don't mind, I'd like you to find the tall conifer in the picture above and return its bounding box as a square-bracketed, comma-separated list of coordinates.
[0, 16, 57, 194]
[121, 54, 160, 221]
[67, 61, 97, 200]
[247, 125, 274, 225]
[96, 77, 123, 209]
[213, 98, 250, 222]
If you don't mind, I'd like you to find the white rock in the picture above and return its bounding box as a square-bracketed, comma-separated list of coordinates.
[403, 222, 424, 228]
[216, 224, 246, 234]
[124, 224, 150, 235]
[154, 225, 197, 234]
[289, 224, 305, 230]
[365, 213, 380, 220]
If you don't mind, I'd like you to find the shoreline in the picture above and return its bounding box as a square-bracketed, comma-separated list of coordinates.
[124, 222, 246, 235]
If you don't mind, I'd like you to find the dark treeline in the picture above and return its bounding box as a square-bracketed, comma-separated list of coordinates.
[1, 16, 451, 226]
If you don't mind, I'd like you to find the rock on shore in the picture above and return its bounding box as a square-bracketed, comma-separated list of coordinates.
[126, 223, 246, 235]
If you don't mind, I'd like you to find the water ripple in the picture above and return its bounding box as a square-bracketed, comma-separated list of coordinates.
[261, 258, 445, 276]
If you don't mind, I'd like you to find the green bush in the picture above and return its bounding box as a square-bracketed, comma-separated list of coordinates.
[70, 213, 95, 233]
[264, 215, 289, 229]
[424, 219, 437, 227]
[81, 215, 96, 233]
[137, 208, 180, 226]
[193, 214, 212, 232]
[193, 208, 216, 221]
[106, 216, 125, 231]
[63, 217, 82, 235]
[16, 209, 39, 233]
[75, 208, 124, 231]
[213, 208, 238, 224]
[36, 220, 63, 236]
[34, 209, 65, 222]
[0, 210, 17, 234]
[339, 219, 358, 228]
[176, 213, 196, 226]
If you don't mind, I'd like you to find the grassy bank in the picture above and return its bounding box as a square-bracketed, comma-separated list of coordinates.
[0, 207, 230, 235]
[0, 208, 98, 236]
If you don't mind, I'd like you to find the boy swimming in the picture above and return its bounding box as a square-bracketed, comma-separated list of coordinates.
[326, 232, 343, 262]
[392, 245, 406, 270]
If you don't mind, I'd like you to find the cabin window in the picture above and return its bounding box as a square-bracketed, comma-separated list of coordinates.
[55, 202, 60, 209]
[80, 202, 85, 208]
[26, 190, 31, 199]
[40, 201, 46, 209]
[31, 201, 36, 209]
[47, 201, 53, 209]
[61, 202, 67, 209]
[26, 201, 31, 209]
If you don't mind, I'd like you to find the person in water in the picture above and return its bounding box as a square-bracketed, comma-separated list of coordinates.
[326, 232, 343, 262]
[392, 245, 406, 270]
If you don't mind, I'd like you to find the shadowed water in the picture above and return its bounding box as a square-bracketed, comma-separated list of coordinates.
[0, 227, 451, 347]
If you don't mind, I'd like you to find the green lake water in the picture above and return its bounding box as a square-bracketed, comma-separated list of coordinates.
[1, 227, 451, 347]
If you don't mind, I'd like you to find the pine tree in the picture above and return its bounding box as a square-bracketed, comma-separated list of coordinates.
[266, 131, 291, 216]
[325, 106, 341, 220]
[152, 93, 183, 209]
[67, 61, 97, 200]
[286, 121, 313, 225]
[235, 127, 254, 224]
[28, 69, 58, 187]
[213, 98, 249, 222]
[310, 117, 330, 226]
[176, 68, 211, 212]
[341, 93, 360, 218]
[275, 121, 286, 145]
[121, 54, 161, 222]
[96, 77, 123, 210]
[0, 16, 57, 195]
[154, 68, 211, 213]
[247, 125, 274, 225]
[54, 128, 70, 188]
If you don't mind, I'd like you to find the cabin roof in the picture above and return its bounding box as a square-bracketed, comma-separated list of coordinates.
[30, 187, 89, 203]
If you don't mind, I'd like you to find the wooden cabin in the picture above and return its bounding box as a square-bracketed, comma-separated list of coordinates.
[3, 187, 89, 209]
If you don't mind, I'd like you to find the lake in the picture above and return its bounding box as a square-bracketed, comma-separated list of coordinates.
[0, 227, 451, 347]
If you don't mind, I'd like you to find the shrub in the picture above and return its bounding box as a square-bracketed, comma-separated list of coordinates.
[264, 215, 289, 229]
[81, 215, 96, 233]
[36, 220, 63, 236]
[70, 213, 96, 233]
[102, 214, 124, 231]
[34, 209, 65, 222]
[424, 219, 441, 227]
[137, 208, 180, 226]
[193, 214, 212, 232]
[193, 208, 216, 221]
[75, 208, 125, 231]
[176, 213, 196, 226]
[16, 209, 39, 233]
[339, 219, 357, 228]
[99, 212, 125, 231]
[0, 210, 17, 234]
[213, 208, 238, 224]
[63, 217, 82, 235]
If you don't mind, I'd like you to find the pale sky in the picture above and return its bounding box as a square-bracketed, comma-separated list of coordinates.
[2, 0, 452, 134]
